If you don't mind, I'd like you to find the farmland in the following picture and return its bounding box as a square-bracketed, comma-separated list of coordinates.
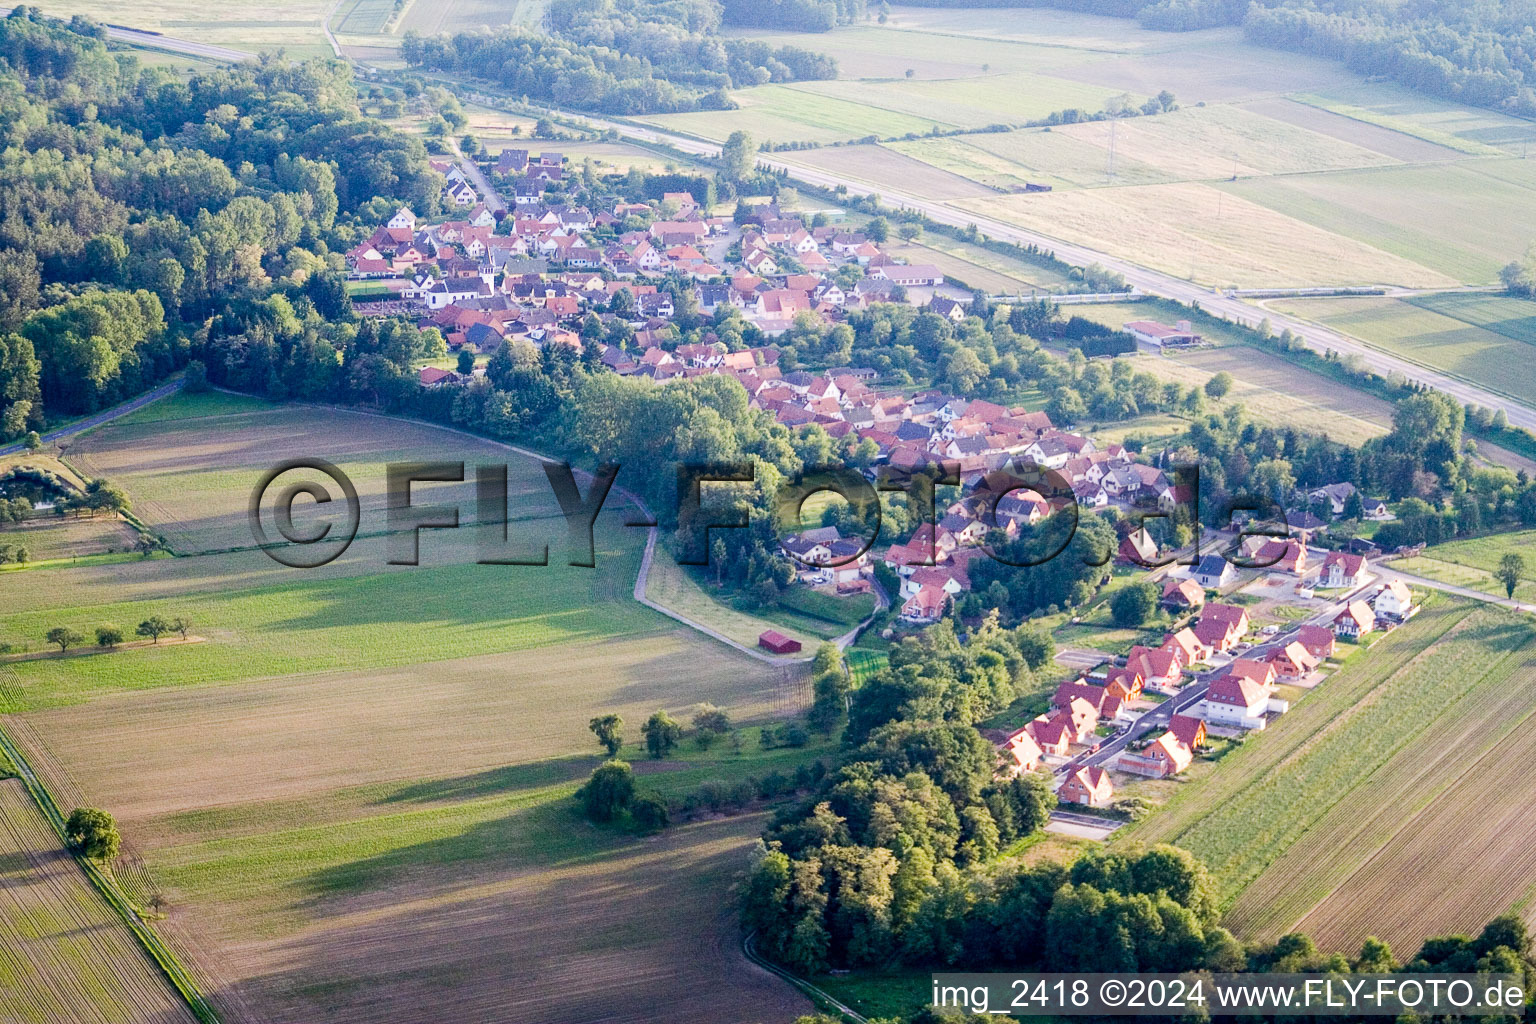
[953, 183, 1459, 289]
[0, 401, 814, 1023]
[1392, 530, 1536, 605]
[1273, 293, 1536, 404]
[33, 0, 336, 57]
[1126, 598, 1536, 952]
[0, 779, 195, 1024]
[1052, 299, 1398, 445]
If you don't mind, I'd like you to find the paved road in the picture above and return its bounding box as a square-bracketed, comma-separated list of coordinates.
[451, 141, 508, 216]
[102, 23, 254, 62]
[0, 379, 184, 458]
[1057, 574, 1379, 778]
[1377, 561, 1536, 615]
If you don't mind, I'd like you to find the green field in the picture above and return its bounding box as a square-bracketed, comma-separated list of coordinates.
[1222, 160, 1536, 284]
[1125, 598, 1536, 951]
[333, 0, 394, 35]
[1274, 292, 1536, 404]
[1293, 83, 1536, 157]
[0, 400, 817, 1023]
[1394, 529, 1536, 604]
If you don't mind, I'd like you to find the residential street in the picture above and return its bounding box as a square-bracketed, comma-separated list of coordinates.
[1056, 573, 1380, 778]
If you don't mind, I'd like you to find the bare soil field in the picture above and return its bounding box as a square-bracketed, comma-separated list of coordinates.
[0, 779, 195, 1024]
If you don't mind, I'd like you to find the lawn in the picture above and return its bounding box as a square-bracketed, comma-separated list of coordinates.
[1055, 299, 1398, 446]
[1394, 528, 1536, 604]
[1125, 598, 1536, 952]
[1273, 294, 1536, 405]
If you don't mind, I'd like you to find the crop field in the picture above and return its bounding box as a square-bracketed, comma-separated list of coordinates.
[332, 0, 394, 35]
[34, 0, 335, 57]
[724, 24, 1101, 81]
[889, 131, 1168, 191]
[0, 780, 195, 1024]
[0, 401, 814, 1023]
[1047, 33, 1355, 104]
[1273, 294, 1536, 403]
[1127, 599, 1536, 951]
[1292, 83, 1536, 156]
[955, 183, 1457, 289]
[787, 145, 1000, 200]
[1238, 97, 1469, 163]
[398, 0, 546, 37]
[1221, 160, 1536, 284]
[1056, 104, 1398, 181]
[640, 84, 956, 146]
[790, 72, 1131, 131]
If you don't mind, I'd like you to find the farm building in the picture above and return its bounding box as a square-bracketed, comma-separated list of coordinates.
[1123, 319, 1202, 349]
[869, 264, 944, 287]
[758, 630, 801, 654]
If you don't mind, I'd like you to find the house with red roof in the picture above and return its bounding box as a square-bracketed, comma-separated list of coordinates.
[1059, 766, 1115, 808]
[1003, 728, 1044, 773]
[1118, 732, 1194, 777]
[1201, 673, 1272, 729]
[1334, 600, 1376, 638]
[1161, 627, 1212, 667]
[1168, 714, 1206, 751]
[1321, 550, 1368, 588]
[1193, 603, 1249, 653]
[1268, 640, 1320, 680]
[1127, 645, 1182, 692]
[1297, 623, 1337, 660]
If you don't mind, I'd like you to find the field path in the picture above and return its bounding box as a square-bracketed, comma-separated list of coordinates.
[0, 379, 184, 458]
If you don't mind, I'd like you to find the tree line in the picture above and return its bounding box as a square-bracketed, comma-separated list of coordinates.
[399, 0, 838, 116]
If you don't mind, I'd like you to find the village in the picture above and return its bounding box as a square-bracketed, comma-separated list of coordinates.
[344, 147, 1427, 828]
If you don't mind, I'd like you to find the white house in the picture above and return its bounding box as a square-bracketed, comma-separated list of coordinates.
[1320, 550, 1368, 589]
[1200, 673, 1271, 730]
[1192, 554, 1236, 589]
[1373, 579, 1416, 620]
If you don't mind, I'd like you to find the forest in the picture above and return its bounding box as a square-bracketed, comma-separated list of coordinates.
[400, 0, 839, 115]
[0, 7, 441, 430]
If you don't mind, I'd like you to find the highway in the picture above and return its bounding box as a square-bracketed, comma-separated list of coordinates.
[102, 23, 254, 62]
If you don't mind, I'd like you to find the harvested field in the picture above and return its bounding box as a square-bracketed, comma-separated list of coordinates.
[0, 779, 195, 1024]
[1056, 104, 1398, 180]
[955, 183, 1457, 288]
[68, 400, 561, 555]
[723, 24, 1093, 80]
[789, 145, 1000, 200]
[891, 131, 1169, 190]
[17, 633, 787, 824]
[1049, 33, 1355, 103]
